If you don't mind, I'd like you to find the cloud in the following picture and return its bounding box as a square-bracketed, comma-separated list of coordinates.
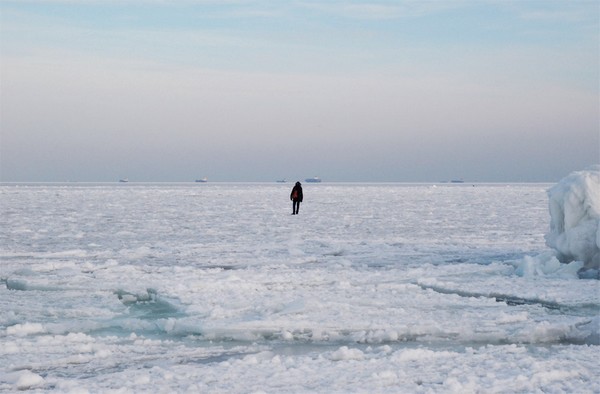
[297, 1, 468, 20]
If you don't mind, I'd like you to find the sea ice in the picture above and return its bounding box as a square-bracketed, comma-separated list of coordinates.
[0, 182, 598, 392]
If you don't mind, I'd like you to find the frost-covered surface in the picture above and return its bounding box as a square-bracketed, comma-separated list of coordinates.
[1, 183, 598, 393]
[545, 166, 600, 269]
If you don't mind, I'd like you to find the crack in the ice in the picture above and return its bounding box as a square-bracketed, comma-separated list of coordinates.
[414, 282, 600, 314]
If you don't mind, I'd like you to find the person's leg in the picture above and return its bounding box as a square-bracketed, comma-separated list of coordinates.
[292, 201, 297, 214]
[295, 201, 300, 214]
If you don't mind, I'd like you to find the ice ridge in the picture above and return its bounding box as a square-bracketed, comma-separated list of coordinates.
[545, 165, 600, 269]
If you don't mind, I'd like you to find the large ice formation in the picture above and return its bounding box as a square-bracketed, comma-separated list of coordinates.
[545, 165, 600, 269]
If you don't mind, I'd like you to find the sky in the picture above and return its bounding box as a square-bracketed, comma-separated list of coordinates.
[1, 0, 598, 182]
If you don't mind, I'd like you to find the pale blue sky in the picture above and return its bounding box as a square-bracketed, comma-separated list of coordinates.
[1, 0, 598, 182]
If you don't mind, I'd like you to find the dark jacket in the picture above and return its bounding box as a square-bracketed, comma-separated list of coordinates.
[290, 182, 303, 202]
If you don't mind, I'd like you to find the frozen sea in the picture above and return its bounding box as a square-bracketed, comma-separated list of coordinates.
[1, 182, 598, 393]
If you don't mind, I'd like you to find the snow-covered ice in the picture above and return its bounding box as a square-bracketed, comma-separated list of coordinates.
[1, 180, 598, 392]
[545, 165, 600, 270]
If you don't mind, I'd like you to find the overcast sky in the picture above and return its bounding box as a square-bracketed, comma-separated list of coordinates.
[1, 0, 598, 182]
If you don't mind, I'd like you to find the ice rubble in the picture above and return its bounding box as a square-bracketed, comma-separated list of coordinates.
[546, 166, 600, 270]
[517, 166, 600, 277]
[1, 181, 598, 392]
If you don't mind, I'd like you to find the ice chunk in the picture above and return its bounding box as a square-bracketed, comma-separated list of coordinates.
[6, 323, 46, 337]
[15, 370, 44, 390]
[575, 317, 600, 345]
[545, 166, 600, 269]
[329, 346, 365, 361]
[514, 253, 583, 278]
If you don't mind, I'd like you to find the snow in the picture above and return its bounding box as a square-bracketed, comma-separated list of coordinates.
[1, 181, 598, 392]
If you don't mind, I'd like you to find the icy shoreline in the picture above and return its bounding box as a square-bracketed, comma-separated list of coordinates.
[1, 182, 598, 392]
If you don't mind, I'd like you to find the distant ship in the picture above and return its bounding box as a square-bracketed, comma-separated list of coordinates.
[276, 179, 287, 183]
[450, 179, 464, 183]
[119, 178, 129, 183]
[195, 178, 208, 183]
[305, 176, 322, 183]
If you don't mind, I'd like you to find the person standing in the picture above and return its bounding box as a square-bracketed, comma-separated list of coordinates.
[290, 181, 303, 215]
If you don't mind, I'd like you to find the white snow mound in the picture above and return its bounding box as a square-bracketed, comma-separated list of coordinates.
[545, 166, 600, 269]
